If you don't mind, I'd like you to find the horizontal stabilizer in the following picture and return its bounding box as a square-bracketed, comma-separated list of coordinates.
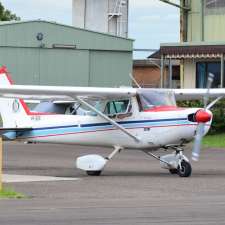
[0, 127, 32, 133]
[0, 127, 32, 140]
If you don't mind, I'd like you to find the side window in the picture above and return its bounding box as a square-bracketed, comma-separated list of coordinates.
[105, 99, 131, 115]
[106, 101, 117, 114]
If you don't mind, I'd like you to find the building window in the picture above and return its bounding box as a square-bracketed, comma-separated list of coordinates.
[205, 0, 225, 15]
[196, 62, 222, 88]
[206, 0, 225, 8]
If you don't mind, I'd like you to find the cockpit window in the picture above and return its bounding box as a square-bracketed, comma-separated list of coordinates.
[137, 89, 176, 111]
[104, 99, 131, 115]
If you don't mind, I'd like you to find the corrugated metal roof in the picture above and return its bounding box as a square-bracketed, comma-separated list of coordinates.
[133, 59, 179, 67]
[148, 42, 225, 59]
[161, 45, 225, 54]
[161, 41, 225, 47]
[148, 50, 161, 59]
[0, 20, 134, 41]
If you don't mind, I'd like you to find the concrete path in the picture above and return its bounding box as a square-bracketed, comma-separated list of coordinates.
[1, 142, 225, 225]
[3, 174, 80, 183]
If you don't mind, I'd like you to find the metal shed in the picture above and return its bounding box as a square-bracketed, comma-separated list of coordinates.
[0, 20, 133, 87]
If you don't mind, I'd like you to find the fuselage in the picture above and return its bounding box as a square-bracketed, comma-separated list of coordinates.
[14, 97, 212, 150]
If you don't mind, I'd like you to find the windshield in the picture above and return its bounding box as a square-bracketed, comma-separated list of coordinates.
[137, 89, 176, 110]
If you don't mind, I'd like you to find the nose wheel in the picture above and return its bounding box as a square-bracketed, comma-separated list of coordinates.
[177, 160, 192, 177]
[167, 147, 192, 177]
[169, 160, 192, 177]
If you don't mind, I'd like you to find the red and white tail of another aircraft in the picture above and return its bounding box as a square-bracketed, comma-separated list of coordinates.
[0, 66, 225, 177]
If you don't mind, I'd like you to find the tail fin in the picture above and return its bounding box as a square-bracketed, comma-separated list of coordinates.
[0, 66, 31, 128]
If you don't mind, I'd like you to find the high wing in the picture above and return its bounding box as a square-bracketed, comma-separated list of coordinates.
[173, 89, 225, 100]
[0, 85, 136, 101]
[0, 85, 225, 101]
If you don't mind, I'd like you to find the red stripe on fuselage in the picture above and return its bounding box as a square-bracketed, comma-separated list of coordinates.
[144, 106, 185, 112]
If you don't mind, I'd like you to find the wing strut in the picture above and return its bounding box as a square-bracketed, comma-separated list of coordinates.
[76, 97, 141, 143]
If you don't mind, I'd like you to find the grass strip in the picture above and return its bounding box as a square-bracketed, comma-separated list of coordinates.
[0, 187, 25, 199]
[203, 133, 225, 148]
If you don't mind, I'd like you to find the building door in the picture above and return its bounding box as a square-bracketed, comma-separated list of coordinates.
[207, 62, 221, 88]
[196, 62, 221, 88]
[196, 62, 207, 88]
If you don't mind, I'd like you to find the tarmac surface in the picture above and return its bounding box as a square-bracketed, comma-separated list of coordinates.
[1, 142, 225, 225]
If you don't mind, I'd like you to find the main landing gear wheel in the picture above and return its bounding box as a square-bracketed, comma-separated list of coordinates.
[86, 170, 102, 176]
[177, 161, 192, 177]
[77, 147, 123, 176]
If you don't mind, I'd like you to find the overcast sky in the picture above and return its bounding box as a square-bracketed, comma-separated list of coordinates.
[1, 0, 180, 58]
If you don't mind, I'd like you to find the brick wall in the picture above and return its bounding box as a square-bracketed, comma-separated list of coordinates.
[133, 63, 180, 88]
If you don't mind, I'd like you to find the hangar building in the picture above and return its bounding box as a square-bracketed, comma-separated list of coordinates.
[0, 20, 133, 87]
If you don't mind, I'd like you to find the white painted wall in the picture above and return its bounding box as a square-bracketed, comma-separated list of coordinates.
[72, 0, 85, 29]
[184, 59, 196, 88]
[72, 0, 128, 37]
[86, 0, 108, 33]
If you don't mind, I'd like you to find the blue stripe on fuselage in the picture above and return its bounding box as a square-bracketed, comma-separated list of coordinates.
[31, 118, 187, 131]
[17, 118, 194, 139]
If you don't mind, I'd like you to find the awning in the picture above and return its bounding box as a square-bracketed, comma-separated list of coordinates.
[149, 44, 225, 59]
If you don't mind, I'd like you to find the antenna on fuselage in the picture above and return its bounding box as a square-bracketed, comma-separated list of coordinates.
[129, 73, 141, 89]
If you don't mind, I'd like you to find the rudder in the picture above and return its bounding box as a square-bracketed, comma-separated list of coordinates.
[0, 66, 31, 128]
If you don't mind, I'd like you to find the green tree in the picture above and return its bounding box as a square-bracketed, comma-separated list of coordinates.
[0, 2, 20, 21]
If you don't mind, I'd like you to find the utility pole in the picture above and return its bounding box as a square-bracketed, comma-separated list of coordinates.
[159, 0, 190, 88]
[159, 0, 190, 11]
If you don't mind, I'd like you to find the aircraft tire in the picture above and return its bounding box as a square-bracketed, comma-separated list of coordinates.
[86, 170, 102, 176]
[169, 168, 178, 174]
[178, 161, 192, 177]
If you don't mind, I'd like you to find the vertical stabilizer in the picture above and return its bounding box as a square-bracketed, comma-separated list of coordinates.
[0, 66, 31, 128]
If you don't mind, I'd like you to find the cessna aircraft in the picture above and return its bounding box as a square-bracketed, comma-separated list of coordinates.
[0, 66, 224, 177]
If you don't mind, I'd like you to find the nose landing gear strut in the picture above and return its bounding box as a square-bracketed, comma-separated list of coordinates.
[143, 145, 192, 177]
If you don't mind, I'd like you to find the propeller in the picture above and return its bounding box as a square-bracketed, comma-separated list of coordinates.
[192, 73, 214, 161]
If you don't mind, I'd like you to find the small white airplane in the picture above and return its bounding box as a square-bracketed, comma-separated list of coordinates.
[0, 66, 224, 177]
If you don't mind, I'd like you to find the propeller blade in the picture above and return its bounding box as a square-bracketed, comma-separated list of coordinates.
[192, 123, 205, 161]
[192, 73, 214, 161]
[206, 96, 223, 110]
[204, 73, 214, 109]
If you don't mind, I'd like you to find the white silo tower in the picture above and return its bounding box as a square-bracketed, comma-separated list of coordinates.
[72, 0, 129, 38]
